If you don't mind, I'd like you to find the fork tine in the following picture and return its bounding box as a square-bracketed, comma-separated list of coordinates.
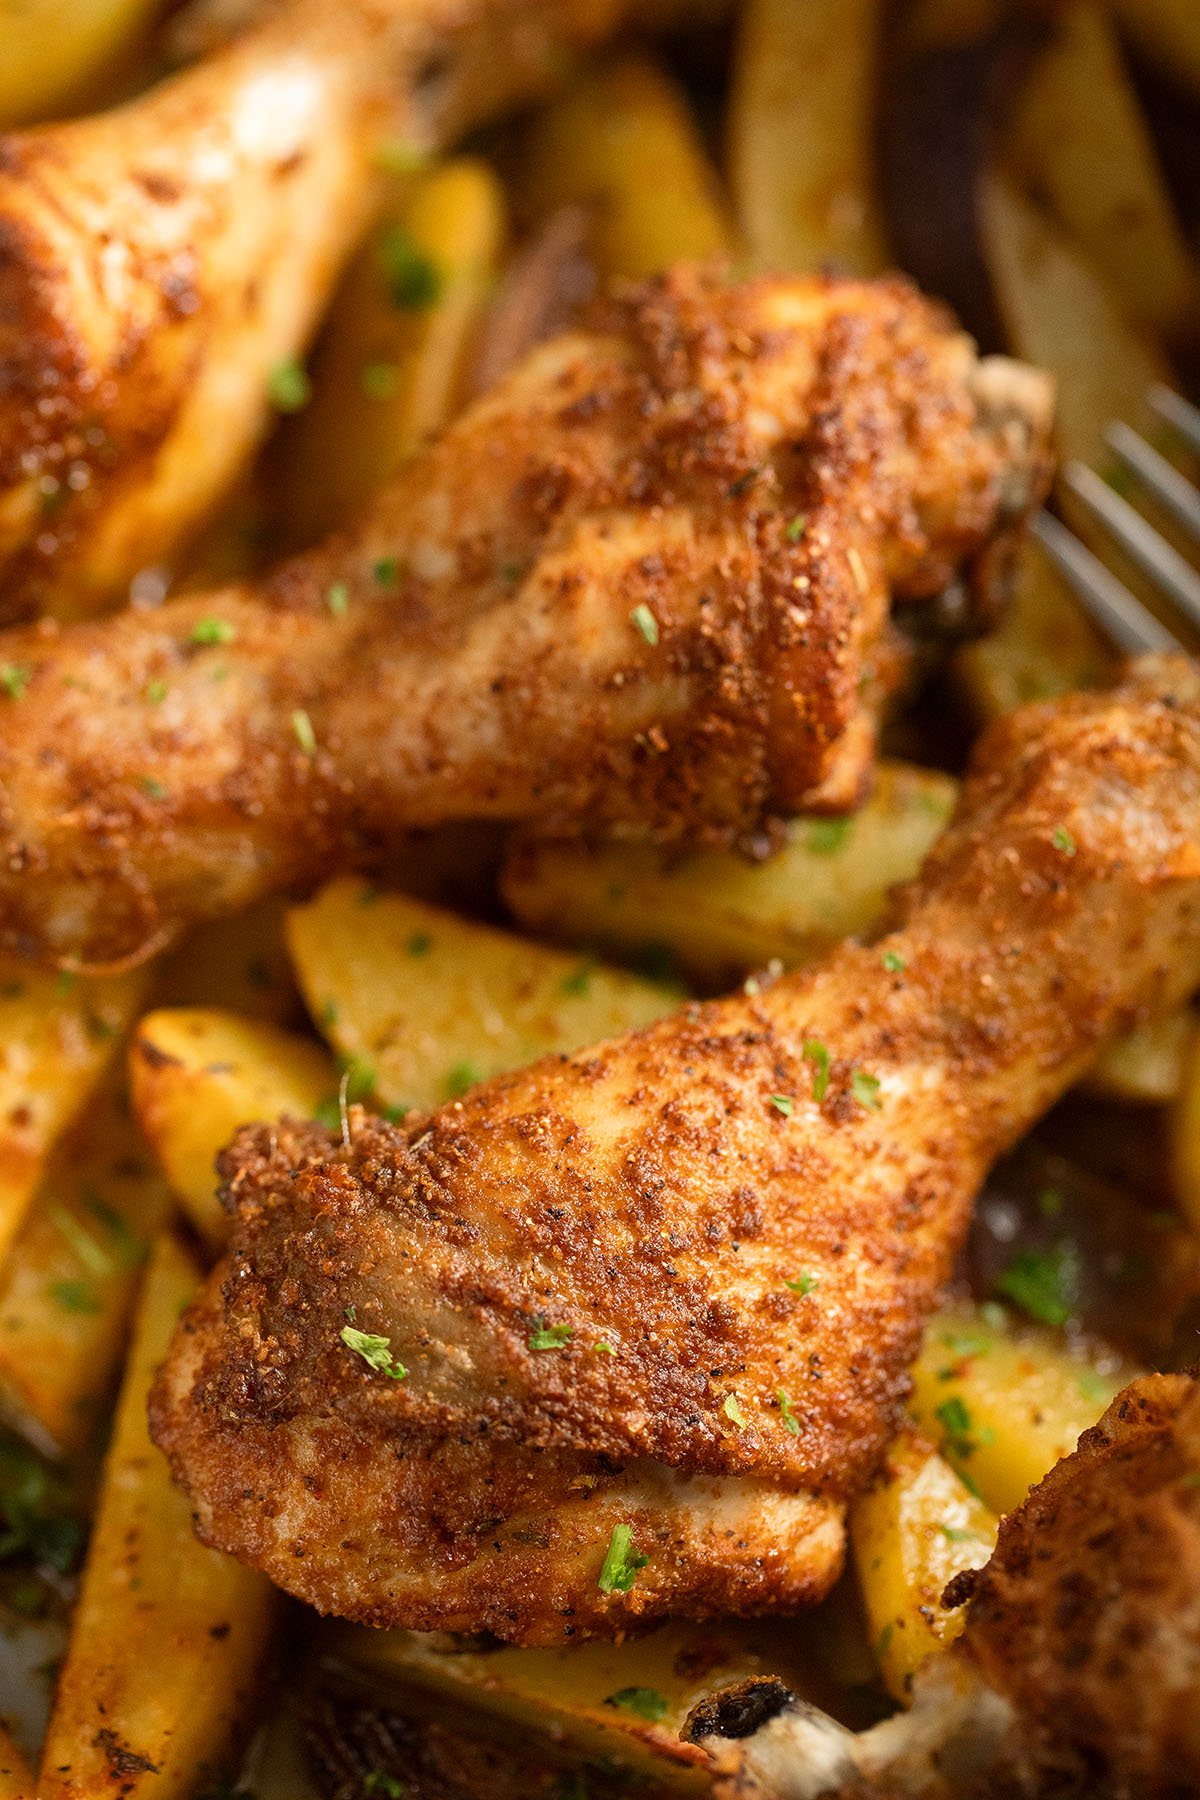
[1104, 422, 1200, 545]
[1031, 511, 1182, 655]
[1148, 383, 1200, 457]
[1062, 460, 1200, 632]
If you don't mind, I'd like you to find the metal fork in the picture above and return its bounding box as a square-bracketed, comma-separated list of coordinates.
[1031, 384, 1200, 654]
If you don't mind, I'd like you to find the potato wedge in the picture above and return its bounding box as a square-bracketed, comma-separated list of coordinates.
[0, 959, 151, 1263]
[518, 56, 734, 280]
[1006, 3, 1199, 345]
[0, 0, 160, 126]
[1112, 0, 1200, 97]
[273, 157, 507, 542]
[501, 762, 958, 988]
[0, 1077, 171, 1457]
[849, 1426, 996, 1703]
[39, 1233, 275, 1800]
[285, 880, 678, 1113]
[129, 1010, 334, 1247]
[728, 0, 889, 274]
[1086, 1005, 1191, 1105]
[909, 1304, 1133, 1515]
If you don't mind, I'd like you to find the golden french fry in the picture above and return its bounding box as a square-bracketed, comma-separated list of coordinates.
[0, 1076, 171, 1457]
[909, 1305, 1133, 1516]
[501, 762, 957, 987]
[129, 1010, 334, 1247]
[519, 55, 734, 279]
[285, 879, 678, 1114]
[0, 958, 151, 1264]
[1006, 3, 1198, 347]
[0, 0, 160, 125]
[273, 156, 508, 540]
[1111, 0, 1200, 97]
[39, 1234, 275, 1800]
[849, 1426, 997, 1703]
[728, 0, 889, 274]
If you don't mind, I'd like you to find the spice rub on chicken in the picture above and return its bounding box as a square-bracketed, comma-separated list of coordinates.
[152, 657, 1200, 1646]
[0, 267, 1050, 970]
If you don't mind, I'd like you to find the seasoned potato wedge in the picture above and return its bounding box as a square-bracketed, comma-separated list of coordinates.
[129, 1010, 334, 1247]
[1006, 2, 1199, 345]
[909, 1305, 1133, 1515]
[273, 157, 507, 542]
[1087, 1006, 1191, 1105]
[518, 56, 734, 279]
[849, 1426, 996, 1702]
[501, 762, 958, 987]
[0, 959, 151, 1263]
[952, 535, 1111, 722]
[39, 1234, 275, 1800]
[728, 0, 889, 274]
[286, 880, 677, 1113]
[0, 1077, 171, 1457]
[0, 0, 159, 125]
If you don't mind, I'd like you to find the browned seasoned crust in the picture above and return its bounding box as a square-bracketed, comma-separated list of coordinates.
[0, 267, 1050, 968]
[152, 658, 1200, 1644]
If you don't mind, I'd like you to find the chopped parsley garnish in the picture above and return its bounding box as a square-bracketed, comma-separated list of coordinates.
[407, 932, 432, 956]
[939, 1326, 992, 1361]
[561, 960, 594, 996]
[362, 362, 399, 401]
[378, 225, 443, 310]
[934, 1395, 994, 1461]
[362, 1773, 404, 1797]
[594, 1339, 616, 1355]
[48, 1204, 110, 1277]
[777, 1389, 801, 1435]
[769, 1093, 794, 1116]
[630, 603, 659, 647]
[993, 1242, 1079, 1327]
[374, 558, 400, 587]
[145, 679, 168, 704]
[806, 817, 851, 855]
[722, 1393, 746, 1427]
[1038, 1187, 1063, 1220]
[446, 1060, 482, 1097]
[851, 1069, 882, 1111]
[876, 1623, 893, 1660]
[727, 467, 759, 498]
[340, 1325, 407, 1380]
[0, 664, 31, 699]
[882, 950, 905, 973]
[189, 617, 236, 647]
[605, 1687, 668, 1722]
[786, 1272, 819, 1297]
[597, 1523, 648, 1593]
[1078, 1368, 1112, 1406]
[1051, 825, 1076, 856]
[786, 514, 808, 542]
[938, 1523, 979, 1544]
[802, 1039, 830, 1103]
[138, 776, 167, 801]
[291, 708, 317, 756]
[50, 1280, 99, 1315]
[327, 582, 349, 618]
[374, 137, 429, 174]
[267, 359, 311, 413]
[528, 1319, 573, 1351]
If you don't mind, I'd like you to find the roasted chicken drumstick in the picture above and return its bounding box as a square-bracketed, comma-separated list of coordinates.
[153, 656, 1200, 1645]
[0, 269, 1049, 969]
[0, 0, 647, 621]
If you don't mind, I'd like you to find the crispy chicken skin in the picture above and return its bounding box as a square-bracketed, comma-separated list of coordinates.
[699, 1372, 1200, 1800]
[0, 268, 1050, 970]
[152, 657, 1200, 1645]
[0, 0, 644, 622]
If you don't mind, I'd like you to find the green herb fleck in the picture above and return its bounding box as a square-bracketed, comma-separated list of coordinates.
[769, 1093, 794, 1117]
[138, 776, 167, 801]
[446, 1060, 482, 1098]
[267, 359, 311, 413]
[561, 960, 594, 997]
[851, 1069, 882, 1112]
[938, 1523, 979, 1544]
[882, 950, 905, 973]
[378, 226, 442, 310]
[786, 514, 808, 542]
[340, 1325, 407, 1380]
[291, 708, 317, 756]
[1038, 1188, 1064, 1220]
[528, 1319, 573, 1351]
[605, 1687, 668, 1723]
[1078, 1368, 1112, 1407]
[189, 617, 236, 647]
[722, 1393, 746, 1427]
[777, 1389, 801, 1435]
[408, 932, 432, 957]
[374, 557, 400, 587]
[802, 1039, 830, 1103]
[993, 1242, 1079, 1327]
[806, 817, 851, 855]
[594, 1339, 616, 1355]
[786, 1272, 819, 1297]
[1051, 825, 1076, 856]
[49, 1280, 99, 1315]
[327, 582, 349, 618]
[362, 362, 400, 401]
[597, 1522, 648, 1593]
[145, 679, 168, 704]
[876, 1623, 893, 1660]
[727, 467, 760, 498]
[934, 1395, 995, 1461]
[0, 664, 31, 699]
[375, 137, 429, 174]
[630, 603, 659, 647]
[363, 1773, 404, 1798]
[48, 1204, 111, 1278]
